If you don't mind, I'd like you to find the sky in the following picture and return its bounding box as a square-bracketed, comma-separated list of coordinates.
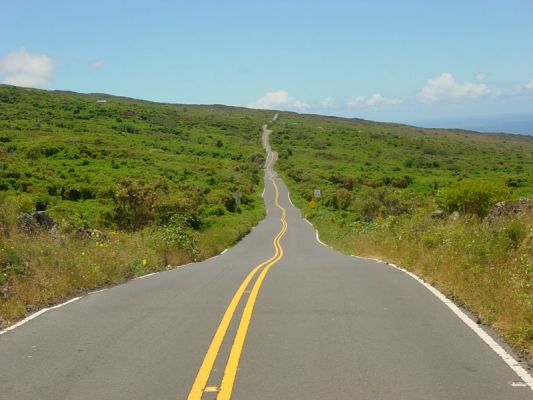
[2, 0, 533, 131]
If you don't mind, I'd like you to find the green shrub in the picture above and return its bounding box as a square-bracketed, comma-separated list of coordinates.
[440, 179, 510, 217]
[333, 188, 352, 210]
[148, 214, 199, 261]
[12, 194, 35, 213]
[110, 178, 159, 230]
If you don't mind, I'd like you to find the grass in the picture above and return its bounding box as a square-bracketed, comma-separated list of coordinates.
[269, 111, 533, 359]
[0, 85, 270, 327]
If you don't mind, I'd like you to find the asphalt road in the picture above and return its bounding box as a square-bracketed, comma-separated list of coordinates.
[0, 123, 532, 399]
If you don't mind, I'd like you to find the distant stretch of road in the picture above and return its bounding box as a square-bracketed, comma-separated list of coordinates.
[0, 121, 531, 399]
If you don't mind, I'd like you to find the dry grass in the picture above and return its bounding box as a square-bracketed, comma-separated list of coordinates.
[0, 229, 175, 325]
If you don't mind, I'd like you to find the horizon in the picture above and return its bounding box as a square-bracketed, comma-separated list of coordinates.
[2, 1, 533, 135]
[5, 83, 533, 137]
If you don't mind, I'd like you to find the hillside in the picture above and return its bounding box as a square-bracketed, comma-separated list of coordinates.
[0, 85, 270, 325]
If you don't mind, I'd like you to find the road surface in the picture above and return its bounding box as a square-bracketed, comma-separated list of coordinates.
[0, 123, 532, 399]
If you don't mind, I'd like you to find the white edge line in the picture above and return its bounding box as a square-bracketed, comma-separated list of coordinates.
[261, 187, 265, 198]
[136, 272, 157, 280]
[221, 248, 228, 255]
[353, 254, 533, 390]
[89, 288, 108, 295]
[315, 230, 329, 248]
[179, 262, 193, 268]
[0, 296, 82, 336]
[287, 192, 295, 207]
[306, 219, 330, 248]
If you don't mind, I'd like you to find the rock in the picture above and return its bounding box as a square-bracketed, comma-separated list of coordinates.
[25, 304, 36, 312]
[449, 211, 460, 221]
[485, 198, 533, 222]
[19, 213, 39, 234]
[431, 209, 445, 219]
[76, 228, 108, 242]
[32, 211, 57, 230]
[19, 211, 57, 234]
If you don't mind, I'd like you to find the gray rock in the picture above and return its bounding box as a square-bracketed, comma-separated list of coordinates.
[19, 213, 39, 234]
[32, 211, 57, 230]
[485, 198, 533, 222]
[449, 211, 460, 221]
[431, 209, 445, 219]
[19, 212, 57, 234]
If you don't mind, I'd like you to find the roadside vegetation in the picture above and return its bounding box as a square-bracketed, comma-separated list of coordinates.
[0, 85, 269, 327]
[270, 112, 533, 359]
[2, 85, 532, 362]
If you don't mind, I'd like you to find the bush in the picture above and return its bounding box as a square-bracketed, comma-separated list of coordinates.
[148, 214, 199, 263]
[12, 194, 35, 213]
[119, 124, 139, 134]
[225, 197, 238, 212]
[110, 178, 159, 230]
[440, 179, 510, 217]
[333, 188, 352, 210]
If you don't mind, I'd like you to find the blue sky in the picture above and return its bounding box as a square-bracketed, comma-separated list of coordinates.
[2, 0, 533, 128]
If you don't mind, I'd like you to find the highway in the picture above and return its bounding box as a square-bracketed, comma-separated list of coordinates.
[0, 122, 531, 399]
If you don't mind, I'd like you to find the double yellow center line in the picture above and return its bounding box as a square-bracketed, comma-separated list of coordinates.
[187, 150, 287, 400]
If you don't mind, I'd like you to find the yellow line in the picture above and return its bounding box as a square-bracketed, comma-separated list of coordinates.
[187, 174, 287, 400]
[217, 179, 287, 400]
[187, 246, 279, 400]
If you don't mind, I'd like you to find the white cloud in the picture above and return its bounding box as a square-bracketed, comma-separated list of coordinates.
[526, 79, 533, 90]
[475, 72, 487, 81]
[347, 96, 366, 107]
[0, 48, 54, 87]
[417, 72, 488, 103]
[321, 96, 333, 107]
[248, 90, 290, 109]
[248, 90, 309, 111]
[89, 59, 104, 69]
[347, 93, 402, 107]
[366, 93, 402, 106]
[292, 100, 310, 111]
